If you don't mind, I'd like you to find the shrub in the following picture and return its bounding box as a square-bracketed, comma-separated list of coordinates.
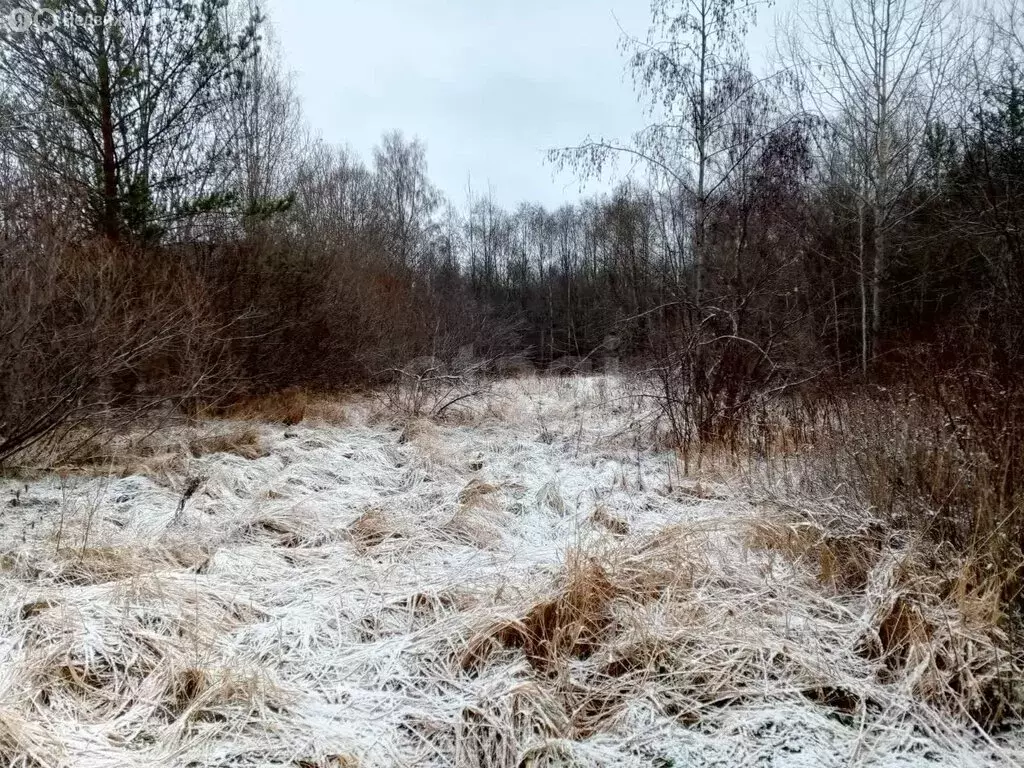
[0, 235, 227, 469]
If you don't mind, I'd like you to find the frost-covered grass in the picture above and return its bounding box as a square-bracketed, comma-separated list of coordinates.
[0, 375, 1020, 767]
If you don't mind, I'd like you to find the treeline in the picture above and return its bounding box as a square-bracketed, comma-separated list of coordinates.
[0, 0, 1021, 442]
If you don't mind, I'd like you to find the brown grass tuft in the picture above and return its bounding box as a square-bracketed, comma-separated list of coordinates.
[163, 666, 290, 724]
[239, 513, 327, 549]
[38, 424, 265, 477]
[19, 600, 56, 621]
[396, 417, 438, 445]
[347, 508, 402, 550]
[443, 505, 503, 549]
[455, 683, 569, 767]
[462, 564, 612, 672]
[169, 667, 209, 717]
[15, 545, 211, 586]
[188, 427, 265, 460]
[457, 479, 501, 509]
[205, 388, 350, 426]
[857, 554, 1018, 726]
[464, 526, 703, 671]
[40, 429, 185, 477]
[744, 511, 880, 592]
[591, 505, 630, 536]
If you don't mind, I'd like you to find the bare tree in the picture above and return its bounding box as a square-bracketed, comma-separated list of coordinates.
[222, 0, 305, 236]
[551, 0, 774, 304]
[785, 0, 963, 370]
[373, 131, 440, 268]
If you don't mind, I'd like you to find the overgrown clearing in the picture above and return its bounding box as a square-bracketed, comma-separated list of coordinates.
[0, 376, 1020, 767]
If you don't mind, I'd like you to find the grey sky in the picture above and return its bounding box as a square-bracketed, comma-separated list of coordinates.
[264, 0, 782, 209]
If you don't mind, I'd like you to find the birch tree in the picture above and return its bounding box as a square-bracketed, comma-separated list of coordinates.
[551, 0, 772, 304]
[786, 0, 962, 370]
[373, 131, 439, 268]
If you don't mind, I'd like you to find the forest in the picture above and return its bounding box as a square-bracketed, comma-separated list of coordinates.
[0, 0, 1022, 765]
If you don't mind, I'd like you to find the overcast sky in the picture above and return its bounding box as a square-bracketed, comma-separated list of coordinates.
[264, 0, 781, 209]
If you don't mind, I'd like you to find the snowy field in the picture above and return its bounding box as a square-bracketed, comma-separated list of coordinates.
[0, 375, 1020, 767]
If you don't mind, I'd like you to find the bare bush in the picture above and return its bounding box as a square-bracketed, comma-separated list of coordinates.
[0, 235, 229, 469]
[377, 352, 496, 420]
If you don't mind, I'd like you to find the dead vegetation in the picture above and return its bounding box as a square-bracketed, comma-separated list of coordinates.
[187, 427, 266, 460]
[16, 575, 273, 730]
[0, 375, 1020, 765]
[455, 515, 1020, 753]
[639, 356, 1024, 729]
[463, 526, 706, 672]
[239, 513, 329, 550]
[376, 358, 496, 421]
[456, 479, 501, 509]
[7, 424, 269, 479]
[859, 553, 1018, 727]
[590, 505, 630, 536]
[744, 505, 883, 591]
[347, 507, 403, 550]
[204, 388, 351, 427]
[743, 505, 1020, 728]
[7, 545, 211, 586]
[0, 710, 50, 768]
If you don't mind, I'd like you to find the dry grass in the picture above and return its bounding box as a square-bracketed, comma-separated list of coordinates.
[712, 379, 1024, 733]
[859, 553, 1018, 726]
[0, 709, 51, 768]
[165, 665, 290, 722]
[742, 506, 1019, 727]
[295, 756, 360, 768]
[591, 504, 630, 536]
[457, 479, 501, 509]
[745, 390, 1023, 611]
[7, 427, 185, 478]
[12, 545, 211, 586]
[396, 417, 439, 446]
[463, 526, 705, 672]
[455, 682, 570, 766]
[376, 369, 494, 422]
[239, 513, 330, 549]
[16, 574, 272, 732]
[188, 427, 266, 460]
[347, 507, 403, 550]
[443, 506, 504, 550]
[744, 506, 882, 591]
[210, 388, 351, 427]
[0, 374, 1020, 766]
[15, 424, 269, 479]
[467, 557, 619, 669]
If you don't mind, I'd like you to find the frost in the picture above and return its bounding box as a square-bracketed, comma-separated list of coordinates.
[0, 376, 1019, 767]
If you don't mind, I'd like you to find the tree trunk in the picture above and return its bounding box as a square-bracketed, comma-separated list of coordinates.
[872, 200, 884, 359]
[832, 276, 842, 376]
[97, 45, 119, 242]
[694, 7, 709, 305]
[859, 200, 868, 375]
[695, 180, 706, 304]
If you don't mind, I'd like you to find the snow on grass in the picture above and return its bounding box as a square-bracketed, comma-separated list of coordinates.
[0, 375, 1020, 767]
